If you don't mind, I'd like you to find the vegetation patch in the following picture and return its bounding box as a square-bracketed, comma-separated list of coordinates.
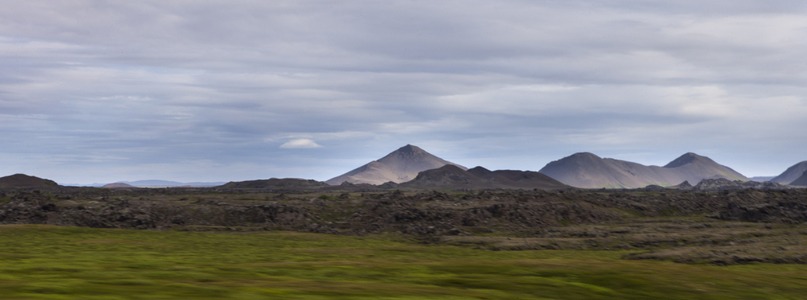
[1, 225, 807, 299]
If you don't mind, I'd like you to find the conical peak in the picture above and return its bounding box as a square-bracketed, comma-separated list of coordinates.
[382, 144, 429, 160]
[468, 166, 493, 176]
[397, 144, 424, 154]
[468, 166, 492, 173]
[569, 152, 602, 160]
[681, 152, 703, 158]
[665, 152, 711, 168]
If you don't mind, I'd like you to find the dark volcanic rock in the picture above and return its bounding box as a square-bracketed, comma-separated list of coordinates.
[3, 188, 807, 237]
[719, 201, 807, 224]
[694, 178, 786, 191]
[675, 181, 693, 190]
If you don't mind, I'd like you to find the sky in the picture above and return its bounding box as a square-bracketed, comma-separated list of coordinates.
[2, 0, 807, 184]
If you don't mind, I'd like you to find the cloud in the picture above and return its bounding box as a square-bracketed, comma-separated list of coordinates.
[279, 138, 322, 149]
[1, 1, 807, 182]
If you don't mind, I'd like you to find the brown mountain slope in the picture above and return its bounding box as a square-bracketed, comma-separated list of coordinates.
[770, 161, 807, 184]
[0, 174, 59, 188]
[326, 145, 466, 185]
[790, 171, 807, 186]
[538, 152, 748, 189]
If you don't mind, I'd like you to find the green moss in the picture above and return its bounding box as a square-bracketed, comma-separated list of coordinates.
[0, 225, 806, 299]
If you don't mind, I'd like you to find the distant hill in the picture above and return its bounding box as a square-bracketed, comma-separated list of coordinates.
[790, 171, 807, 186]
[109, 180, 225, 188]
[0, 174, 59, 189]
[749, 176, 775, 182]
[102, 182, 137, 189]
[538, 152, 748, 189]
[770, 161, 807, 184]
[219, 178, 329, 190]
[400, 165, 568, 190]
[326, 144, 466, 185]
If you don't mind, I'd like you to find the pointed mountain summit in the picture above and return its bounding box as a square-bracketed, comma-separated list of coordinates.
[326, 144, 466, 185]
[663, 152, 747, 183]
[539, 152, 652, 189]
[770, 161, 807, 184]
[664, 152, 710, 168]
[539, 152, 747, 189]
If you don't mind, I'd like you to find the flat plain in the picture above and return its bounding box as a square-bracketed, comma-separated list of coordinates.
[0, 224, 806, 299]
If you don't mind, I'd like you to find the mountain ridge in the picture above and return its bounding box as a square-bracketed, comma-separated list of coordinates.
[539, 152, 748, 189]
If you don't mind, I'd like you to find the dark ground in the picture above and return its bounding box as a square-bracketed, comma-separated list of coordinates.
[1, 186, 805, 265]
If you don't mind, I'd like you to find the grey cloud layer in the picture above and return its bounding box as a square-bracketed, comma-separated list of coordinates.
[1, 0, 806, 183]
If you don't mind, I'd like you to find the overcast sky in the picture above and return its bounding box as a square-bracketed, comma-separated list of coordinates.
[2, 1, 807, 184]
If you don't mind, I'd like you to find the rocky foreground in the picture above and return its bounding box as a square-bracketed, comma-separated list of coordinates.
[1, 187, 806, 264]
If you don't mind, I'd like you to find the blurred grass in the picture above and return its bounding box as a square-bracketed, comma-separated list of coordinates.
[1, 225, 806, 299]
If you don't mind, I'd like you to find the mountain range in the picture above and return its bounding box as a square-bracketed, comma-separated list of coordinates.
[537, 152, 748, 189]
[2, 144, 806, 190]
[326, 144, 466, 185]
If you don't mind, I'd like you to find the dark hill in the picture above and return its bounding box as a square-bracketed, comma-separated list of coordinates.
[401, 165, 567, 190]
[664, 152, 709, 168]
[771, 161, 807, 184]
[402, 165, 477, 187]
[490, 170, 569, 189]
[0, 174, 59, 189]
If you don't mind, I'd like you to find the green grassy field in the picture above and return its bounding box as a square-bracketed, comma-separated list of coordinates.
[1, 225, 806, 299]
